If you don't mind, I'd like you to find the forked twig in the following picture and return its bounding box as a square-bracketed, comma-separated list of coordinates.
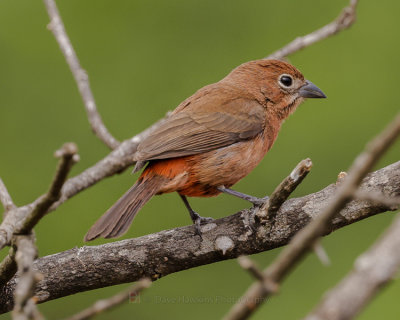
[267, 0, 359, 60]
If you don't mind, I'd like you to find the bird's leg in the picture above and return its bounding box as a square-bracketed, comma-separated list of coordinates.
[179, 194, 213, 235]
[217, 186, 269, 206]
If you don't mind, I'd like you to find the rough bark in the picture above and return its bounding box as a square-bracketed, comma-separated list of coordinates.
[0, 161, 399, 314]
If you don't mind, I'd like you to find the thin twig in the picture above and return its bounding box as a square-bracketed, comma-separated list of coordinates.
[238, 256, 265, 282]
[266, 0, 359, 60]
[0, 116, 169, 251]
[0, 144, 77, 293]
[12, 234, 43, 320]
[43, 0, 119, 150]
[0, 247, 17, 289]
[257, 158, 312, 222]
[304, 214, 400, 320]
[224, 113, 400, 320]
[18, 143, 79, 234]
[0, 178, 16, 214]
[238, 256, 279, 293]
[65, 278, 151, 320]
[5, 148, 75, 320]
[0, 142, 78, 288]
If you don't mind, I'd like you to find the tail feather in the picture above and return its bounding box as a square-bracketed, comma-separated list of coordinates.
[84, 176, 164, 241]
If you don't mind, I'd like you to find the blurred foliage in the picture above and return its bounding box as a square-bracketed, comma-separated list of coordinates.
[0, 0, 399, 319]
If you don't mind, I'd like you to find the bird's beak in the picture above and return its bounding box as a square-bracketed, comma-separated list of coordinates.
[299, 80, 326, 99]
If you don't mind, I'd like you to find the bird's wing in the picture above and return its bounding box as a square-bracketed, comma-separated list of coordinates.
[134, 97, 265, 162]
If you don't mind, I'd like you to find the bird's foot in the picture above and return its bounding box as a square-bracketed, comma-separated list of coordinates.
[249, 195, 270, 207]
[191, 212, 214, 237]
[217, 186, 269, 207]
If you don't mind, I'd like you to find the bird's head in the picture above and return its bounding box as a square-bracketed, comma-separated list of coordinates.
[225, 59, 326, 119]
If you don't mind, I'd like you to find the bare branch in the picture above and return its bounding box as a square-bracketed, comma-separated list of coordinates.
[18, 143, 79, 235]
[43, 0, 119, 150]
[0, 115, 169, 252]
[304, 213, 400, 320]
[257, 158, 312, 222]
[0, 143, 78, 251]
[237, 257, 278, 293]
[0, 247, 17, 289]
[12, 234, 43, 320]
[224, 113, 400, 320]
[65, 278, 151, 320]
[0, 179, 16, 214]
[238, 256, 264, 282]
[49, 114, 170, 211]
[266, 0, 359, 60]
[0, 161, 399, 313]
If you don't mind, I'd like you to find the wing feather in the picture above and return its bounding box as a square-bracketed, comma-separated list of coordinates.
[135, 96, 265, 162]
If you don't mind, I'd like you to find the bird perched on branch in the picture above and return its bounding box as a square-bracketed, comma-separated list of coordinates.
[85, 59, 326, 241]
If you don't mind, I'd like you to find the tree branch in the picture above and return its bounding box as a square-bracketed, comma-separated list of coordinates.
[0, 247, 17, 289]
[12, 234, 42, 320]
[0, 160, 399, 314]
[0, 143, 79, 251]
[18, 143, 79, 234]
[237, 257, 278, 293]
[0, 179, 16, 214]
[43, 0, 120, 150]
[266, 0, 359, 60]
[0, 117, 169, 254]
[258, 158, 312, 222]
[224, 112, 400, 320]
[65, 278, 151, 320]
[0, 142, 79, 301]
[304, 213, 400, 320]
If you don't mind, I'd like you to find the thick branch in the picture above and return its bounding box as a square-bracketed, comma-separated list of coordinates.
[304, 213, 400, 320]
[0, 161, 399, 314]
[43, 0, 119, 150]
[266, 0, 359, 60]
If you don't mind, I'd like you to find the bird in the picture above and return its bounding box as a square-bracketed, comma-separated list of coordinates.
[84, 59, 326, 241]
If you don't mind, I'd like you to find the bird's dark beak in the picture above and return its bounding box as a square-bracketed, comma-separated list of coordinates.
[299, 80, 326, 99]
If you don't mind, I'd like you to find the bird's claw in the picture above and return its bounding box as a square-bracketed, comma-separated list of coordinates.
[250, 195, 269, 207]
[192, 214, 214, 237]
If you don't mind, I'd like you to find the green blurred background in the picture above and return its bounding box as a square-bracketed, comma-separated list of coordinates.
[0, 0, 399, 319]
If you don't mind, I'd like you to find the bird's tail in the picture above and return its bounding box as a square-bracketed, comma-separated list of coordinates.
[84, 175, 165, 241]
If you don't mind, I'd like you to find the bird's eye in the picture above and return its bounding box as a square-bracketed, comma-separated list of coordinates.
[279, 74, 293, 88]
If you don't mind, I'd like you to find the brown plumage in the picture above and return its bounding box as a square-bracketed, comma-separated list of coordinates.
[85, 59, 326, 241]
